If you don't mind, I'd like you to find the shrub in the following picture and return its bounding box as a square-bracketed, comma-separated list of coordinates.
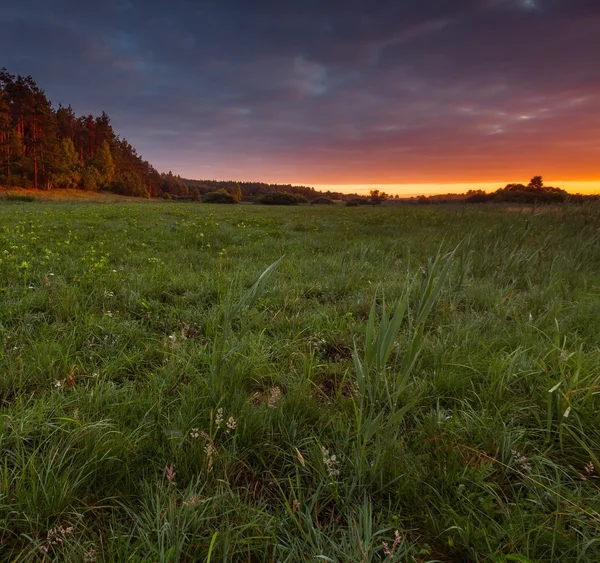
[294, 194, 309, 204]
[311, 197, 334, 205]
[465, 193, 491, 204]
[345, 200, 359, 207]
[202, 190, 237, 204]
[254, 192, 298, 205]
[161, 192, 172, 200]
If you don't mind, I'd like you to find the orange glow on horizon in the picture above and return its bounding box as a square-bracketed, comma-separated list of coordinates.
[310, 181, 600, 197]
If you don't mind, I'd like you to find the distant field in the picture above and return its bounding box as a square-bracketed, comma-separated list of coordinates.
[1, 201, 600, 562]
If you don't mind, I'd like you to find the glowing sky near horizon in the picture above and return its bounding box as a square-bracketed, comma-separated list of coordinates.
[314, 182, 600, 197]
[2, 0, 599, 193]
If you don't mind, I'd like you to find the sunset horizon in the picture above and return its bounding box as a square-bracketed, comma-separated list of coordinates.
[3, 1, 599, 191]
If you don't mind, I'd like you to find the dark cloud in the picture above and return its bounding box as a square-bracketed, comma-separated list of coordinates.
[2, 0, 599, 184]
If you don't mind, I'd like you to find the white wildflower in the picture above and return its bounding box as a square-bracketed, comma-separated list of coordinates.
[511, 449, 532, 473]
[268, 387, 282, 409]
[226, 416, 237, 432]
[214, 408, 223, 429]
[322, 446, 340, 478]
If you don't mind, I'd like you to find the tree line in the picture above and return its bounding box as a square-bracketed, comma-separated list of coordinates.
[399, 177, 598, 205]
[1, 68, 366, 202]
[160, 173, 364, 202]
[0, 69, 163, 196]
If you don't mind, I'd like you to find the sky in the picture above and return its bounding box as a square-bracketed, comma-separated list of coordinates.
[2, 0, 600, 194]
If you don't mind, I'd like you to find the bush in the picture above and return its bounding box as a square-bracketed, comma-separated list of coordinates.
[294, 194, 309, 204]
[311, 197, 334, 205]
[254, 192, 298, 205]
[161, 192, 172, 200]
[465, 193, 491, 204]
[202, 190, 237, 204]
[345, 200, 359, 207]
[494, 190, 567, 204]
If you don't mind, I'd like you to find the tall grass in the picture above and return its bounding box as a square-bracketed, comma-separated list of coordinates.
[0, 202, 599, 561]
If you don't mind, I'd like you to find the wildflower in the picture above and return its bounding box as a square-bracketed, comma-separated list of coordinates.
[190, 428, 200, 439]
[268, 387, 282, 409]
[214, 408, 223, 429]
[511, 449, 532, 473]
[183, 493, 200, 506]
[226, 416, 237, 432]
[292, 499, 300, 514]
[382, 530, 402, 558]
[84, 548, 96, 562]
[322, 446, 340, 478]
[40, 525, 74, 554]
[54, 380, 62, 388]
[165, 464, 177, 487]
[580, 460, 597, 481]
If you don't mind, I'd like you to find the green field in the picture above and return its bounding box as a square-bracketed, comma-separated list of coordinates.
[1, 201, 600, 562]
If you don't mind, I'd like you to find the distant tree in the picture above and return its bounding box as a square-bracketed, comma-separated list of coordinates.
[234, 184, 243, 202]
[161, 171, 189, 197]
[113, 169, 149, 197]
[51, 138, 81, 188]
[311, 196, 334, 205]
[369, 189, 389, 205]
[254, 192, 298, 205]
[89, 140, 115, 188]
[346, 197, 369, 206]
[190, 186, 201, 201]
[528, 176, 543, 190]
[202, 189, 237, 204]
[81, 165, 102, 191]
[494, 176, 567, 203]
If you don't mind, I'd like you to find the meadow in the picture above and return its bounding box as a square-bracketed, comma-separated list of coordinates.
[1, 200, 599, 562]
